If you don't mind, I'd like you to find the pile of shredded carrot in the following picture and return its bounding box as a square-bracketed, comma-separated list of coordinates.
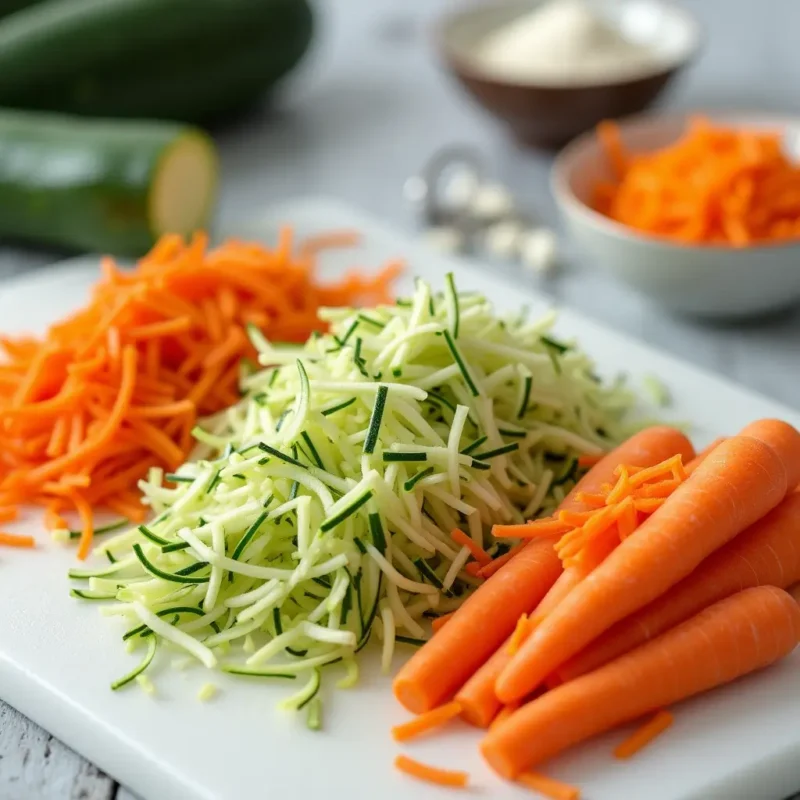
[494, 453, 688, 571]
[0, 228, 400, 557]
[593, 117, 800, 246]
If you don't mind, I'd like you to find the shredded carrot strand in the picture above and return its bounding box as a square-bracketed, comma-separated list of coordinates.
[507, 613, 533, 656]
[299, 229, 361, 255]
[464, 561, 484, 578]
[450, 528, 492, 565]
[394, 755, 468, 788]
[614, 710, 674, 759]
[501, 455, 689, 569]
[518, 771, 581, 800]
[633, 497, 667, 514]
[0, 506, 18, 523]
[493, 520, 570, 539]
[391, 701, 462, 742]
[478, 542, 527, 578]
[0, 531, 35, 548]
[573, 491, 607, 507]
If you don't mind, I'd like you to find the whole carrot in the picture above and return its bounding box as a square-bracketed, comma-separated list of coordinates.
[393, 537, 561, 715]
[738, 419, 800, 489]
[451, 426, 694, 726]
[482, 585, 800, 778]
[496, 422, 800, 703]
[685, 436, 727, 475]
[556, 490, 800, 682]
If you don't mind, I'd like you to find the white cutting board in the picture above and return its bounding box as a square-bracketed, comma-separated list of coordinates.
[2, 198, 800, 800]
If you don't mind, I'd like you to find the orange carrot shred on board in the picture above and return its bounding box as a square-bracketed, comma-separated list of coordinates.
[450, 528, 492, 565]
[391, 701, 463, 742]
[0, 532, 35, 548]
[593, 118, 800, 247]
[0, 231, 399, 556]
[393, 755, 468, 789]
[518, 771, 581, 800]
[614, 710, 674, 759]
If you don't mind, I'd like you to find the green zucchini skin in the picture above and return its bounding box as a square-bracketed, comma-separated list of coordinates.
[0, 0, 45, 19]
[0, 0, 314, 123]
[0, 109, 216, 255]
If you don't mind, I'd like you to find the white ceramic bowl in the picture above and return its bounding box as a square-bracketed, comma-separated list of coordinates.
[551, 112, 800, 318]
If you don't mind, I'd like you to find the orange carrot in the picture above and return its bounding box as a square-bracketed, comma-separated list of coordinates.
[431, 612, 454, 633]
[593, 118, 800, 247]
[556, 490, 800, 682]
[518, 771, 581, 800]
[464, 562, 484, 578]
[0, 532, 35, 548]
[493, 519, 572, 539]
[391, 701, 462, 742]
[299, 229, 361, 255]
[394, 755, 468, 788]
[452, 427, 694, 728]
[613, 710, 673, 759]
[476, 542, 527, 578]
[482, 586, 800, 778]
[507, 614, 532, 656]
[495, 423, 800, 703]
[450, 528, 492, 565]
[394, 537, 561, 715]
[686, 436, 727, 475]
[489, 702, 520, 732]
[739, 418, 800, 489]
[0, 507, 18, 523]
[0, 231, 399, 554]
[531, 435, 696, 624]
[456, 643, 517, 728]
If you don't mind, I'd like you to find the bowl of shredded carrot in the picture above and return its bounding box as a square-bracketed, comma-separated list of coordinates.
[551, 112, 800, 317]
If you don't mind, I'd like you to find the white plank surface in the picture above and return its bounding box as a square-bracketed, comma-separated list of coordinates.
[2, 197, 800, 800]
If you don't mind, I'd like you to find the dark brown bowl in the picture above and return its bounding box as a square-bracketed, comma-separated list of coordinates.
[438, 0, 702, 150]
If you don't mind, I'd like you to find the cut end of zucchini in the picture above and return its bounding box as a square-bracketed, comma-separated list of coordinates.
[150, 131, 218, 238]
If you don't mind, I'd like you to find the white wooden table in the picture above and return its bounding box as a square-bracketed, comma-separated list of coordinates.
[2, 0, 800, 796]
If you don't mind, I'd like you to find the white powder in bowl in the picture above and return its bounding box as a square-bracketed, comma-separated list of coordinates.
[477, 0, 659, 85]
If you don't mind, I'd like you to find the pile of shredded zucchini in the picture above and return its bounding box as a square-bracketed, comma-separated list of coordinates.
[70, 275, 639, 726]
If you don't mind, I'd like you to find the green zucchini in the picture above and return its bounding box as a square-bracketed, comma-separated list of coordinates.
[0, 0, 45, 19]
[0, 0, 313, 123]
[0, 109, 217, 254]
